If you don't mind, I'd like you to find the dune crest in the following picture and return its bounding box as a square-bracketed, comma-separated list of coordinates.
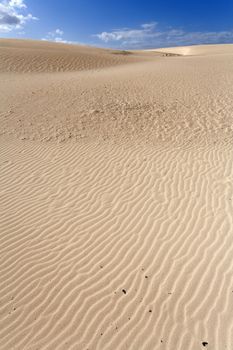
[0, 39, 159, 73]
[151, 43, 233, 56]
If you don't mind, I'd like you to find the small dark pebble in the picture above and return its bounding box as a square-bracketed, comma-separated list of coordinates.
[128, 317, 131, 320]
[149, 309, 152, 313]
[161, 340, 163, 343]
[13, 308, 16, 311]
[122, 289, 126, 294]
[100, 333, 103, 336]
[145, 276, 148, 279]
[202, 342, 208, 347]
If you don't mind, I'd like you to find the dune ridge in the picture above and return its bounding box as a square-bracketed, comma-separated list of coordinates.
[0, 39, 159, 73]
[0, 40, 233, 350]
[151, 43, 233, 56]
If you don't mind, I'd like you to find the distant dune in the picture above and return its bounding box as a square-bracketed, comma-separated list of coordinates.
[0, 40, 233, 350]
[0, 39, 159, 73]
[151, 43, 233, 56]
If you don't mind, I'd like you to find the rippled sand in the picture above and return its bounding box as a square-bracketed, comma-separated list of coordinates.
[1, 40, 233, 350]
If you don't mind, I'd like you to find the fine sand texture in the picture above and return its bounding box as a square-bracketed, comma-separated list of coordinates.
[150, 43, 233, 56]
[0, 40, 233, 350]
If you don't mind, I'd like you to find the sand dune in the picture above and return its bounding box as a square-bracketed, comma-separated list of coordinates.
[0, 40, 233, 350]
[0, 39, 158, 73]
[152, 43, 233, 56]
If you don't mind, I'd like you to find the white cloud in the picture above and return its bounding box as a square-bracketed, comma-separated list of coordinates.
[9, 0, 26, 8]
[54, 28, 63, 36]
[141, 22, 157, 30]
[0, 0, 37, 33]
[42, 29, 73, 44]
[95, 22, 233, 49]
[96, 22, 158, 43]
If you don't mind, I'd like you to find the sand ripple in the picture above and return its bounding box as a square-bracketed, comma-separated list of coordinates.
[1, 41, 233, 349]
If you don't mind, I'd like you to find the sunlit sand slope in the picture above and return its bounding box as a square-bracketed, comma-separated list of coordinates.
[152, 43, 233, 56]
[0, 39, 157, 73]
[0, 41, 233, 350]
[147, 44, 233, 56]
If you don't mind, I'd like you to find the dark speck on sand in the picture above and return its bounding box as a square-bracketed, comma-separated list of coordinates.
[202, 342, 208, 347]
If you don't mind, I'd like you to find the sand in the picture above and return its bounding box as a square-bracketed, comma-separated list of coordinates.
[147, 44, 233, 56]
[0, 40, 233, 350]
[150, 43, 233, 56]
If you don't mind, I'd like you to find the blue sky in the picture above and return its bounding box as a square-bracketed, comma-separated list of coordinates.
[0, 0, 233, 48]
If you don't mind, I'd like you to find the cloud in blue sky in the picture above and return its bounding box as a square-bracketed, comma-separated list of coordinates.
[42, 28, 79, 45]
[42, 28, 70, 44]
[0, 0, 37, 32]
[95, 22, 233, 49]
[1, 1, 233, 49]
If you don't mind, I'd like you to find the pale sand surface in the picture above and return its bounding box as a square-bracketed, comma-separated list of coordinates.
[0, 40, 233, 349]
[150, 43, 233, 56]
